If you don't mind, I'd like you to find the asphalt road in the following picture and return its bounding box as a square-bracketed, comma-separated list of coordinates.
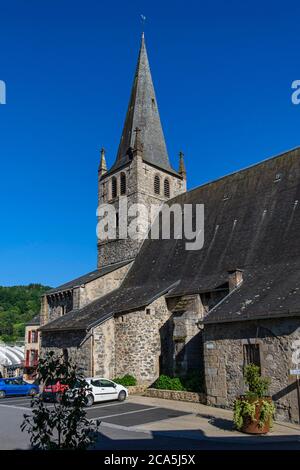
[0, 396, 299, 450]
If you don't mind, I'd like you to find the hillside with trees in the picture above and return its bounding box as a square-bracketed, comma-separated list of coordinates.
[0, 284, 51, 343]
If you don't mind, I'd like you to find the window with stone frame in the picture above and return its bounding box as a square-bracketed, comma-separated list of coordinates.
[164, 178, 170, 198]
[31, 330, 38, 343]
[120, 172, 126, 195]
[243, 343, 261, 369]
[154, 175, 160, 194]
[112, 176, 118, 198]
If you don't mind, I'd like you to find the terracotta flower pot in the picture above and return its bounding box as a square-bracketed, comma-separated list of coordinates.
[239, 396, 272, 435]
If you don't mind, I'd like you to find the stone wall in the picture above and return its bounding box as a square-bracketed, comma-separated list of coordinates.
[97, 154, 186, 268]
[145, 388, 206, 404]
[77, 263, 131, 308]
[114, 296, 172, 384]
[40, 263, 131, 328]
[92, 318, 115, 378]
[41, 330, 92, 376]
[203, 318, 300, 423]
[43, 291, 73, 325]
[166, 294, 204, 376]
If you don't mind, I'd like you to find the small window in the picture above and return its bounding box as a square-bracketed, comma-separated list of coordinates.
[146, 308, 151, 315]
[243, 344, 261, 369]
[112, 177, 117, 198]
[154, 175, 160, 194]
[164, 178, 170, 198]
[116, 212, 119, 229]
[120, 172, 126, 195]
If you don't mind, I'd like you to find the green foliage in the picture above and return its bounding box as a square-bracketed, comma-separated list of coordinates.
[258, 400, 276, 429]
[113, 374, 137, 387]
[0, 284, 50, 342]
[233, 363, 275, 431]
[153, 375, 185, 391]
[233, 399, 257, 430]
[233, 398, 275, 430]
[181, 371, 204, 392]
[21, 351, 100, 449]
[153, 372, 203, 392]
[244, 363, 270, 398]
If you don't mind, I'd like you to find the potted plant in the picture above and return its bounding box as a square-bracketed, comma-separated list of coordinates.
[233, 363, 275, 434]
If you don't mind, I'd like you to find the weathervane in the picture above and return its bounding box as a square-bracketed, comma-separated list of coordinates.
[140, 14, 146, 33]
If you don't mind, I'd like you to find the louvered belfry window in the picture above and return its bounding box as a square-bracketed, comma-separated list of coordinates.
[154, 175, 160, 194]
[164, 178, 170, 198]
[112, 177, 117, 198]
[120, 172, 126, 195]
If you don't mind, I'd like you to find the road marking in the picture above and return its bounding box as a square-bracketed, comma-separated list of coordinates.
[0, 397, 31, 402]
[87, 401, 130, 411]
[0, 403, 32, 412]
[88, 406, 159, 421]
[0, 399, 32, 405]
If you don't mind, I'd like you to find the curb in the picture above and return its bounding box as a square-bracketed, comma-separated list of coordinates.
[100, 422, 300, 445]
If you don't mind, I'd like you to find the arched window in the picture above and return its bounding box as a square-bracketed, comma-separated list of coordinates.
[154, 175, 160, 194]
[112, 177, 117, 199]
[120, 172, 126, 195]
[164, 178, 170, 198]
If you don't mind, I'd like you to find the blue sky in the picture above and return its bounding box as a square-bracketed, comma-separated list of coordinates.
[0, 0, 299, 287]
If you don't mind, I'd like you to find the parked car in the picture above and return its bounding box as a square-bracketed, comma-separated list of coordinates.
[42, 379, 69, 402]
[0, 377, 39, 398]
[84, 378, 128, 406]
[67, 377, 128, 407]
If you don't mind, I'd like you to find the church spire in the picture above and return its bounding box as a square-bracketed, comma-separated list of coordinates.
[110, 34, 179, 175]
[98, 147, 107, 176]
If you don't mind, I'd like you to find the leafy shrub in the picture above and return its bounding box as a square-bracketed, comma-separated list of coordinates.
[113, 374, 137, 387]
[21, 351, 100, 449]
[153, 375, 185, 391]
[233, 363, 275, 431]
[181, 371, 203, 392]
[233, 398, 275, 430]
[244, 364, 270, 398]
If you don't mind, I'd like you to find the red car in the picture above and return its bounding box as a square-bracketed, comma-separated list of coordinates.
[42, 380, 69, 402]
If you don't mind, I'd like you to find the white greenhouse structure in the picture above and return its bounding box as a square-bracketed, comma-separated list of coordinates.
[0, 344, 24, 378]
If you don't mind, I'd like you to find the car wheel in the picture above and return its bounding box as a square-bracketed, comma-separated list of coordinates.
[118, 390, 126, 402]
[0, 391, 5, 398]
[85, 394, 94, 407]
[28, 388, 37, 396]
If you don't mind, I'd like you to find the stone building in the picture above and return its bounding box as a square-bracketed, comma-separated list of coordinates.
[23, 314, 40, 381]
[38, 34, 300, 423]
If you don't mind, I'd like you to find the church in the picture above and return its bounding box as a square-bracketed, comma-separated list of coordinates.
[39, 35, 300, 424]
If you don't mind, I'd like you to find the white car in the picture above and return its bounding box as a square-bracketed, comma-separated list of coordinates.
[83, 378, 128, 407]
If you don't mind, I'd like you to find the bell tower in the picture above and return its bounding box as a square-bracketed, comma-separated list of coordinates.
[97, 34, 187, 268]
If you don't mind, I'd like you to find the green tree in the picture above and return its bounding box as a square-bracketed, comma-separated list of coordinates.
[0, 284, 50, 343]
[21, 352, 101, 449]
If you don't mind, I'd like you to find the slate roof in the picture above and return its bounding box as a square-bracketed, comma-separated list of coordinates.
[106, 34, 180, 177]
[46, 261, 132, 295]
[41, 146, 300, 331]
